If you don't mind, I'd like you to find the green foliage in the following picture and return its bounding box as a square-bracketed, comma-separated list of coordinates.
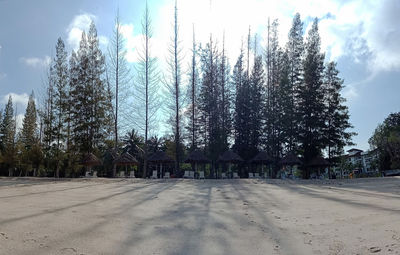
[297, 18, 326, 170]
[322, 62, 355, 159]
[369, 112, 400, 170]
[0, 96, 16, 175]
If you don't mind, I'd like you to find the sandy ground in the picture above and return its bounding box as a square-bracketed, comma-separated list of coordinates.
[0, 177, 399, 255]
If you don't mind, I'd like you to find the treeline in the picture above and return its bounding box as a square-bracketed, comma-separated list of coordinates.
[0, 5, 354, 178]
[369, 112, 400, 171]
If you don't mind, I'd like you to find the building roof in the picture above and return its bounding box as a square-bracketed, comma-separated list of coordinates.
[218, 150, 244, 163]
[184, 150, 209, 164]
[307, 156, 331, 167]
[279, 152, 302, 166]
[104, 148, 119, 160]
[113, 152, 139, 166]
[148, 151, 174, 163]
[250, 151, 273, 164]
[347, 148, 363, 152]
[82, 153, 102, 166]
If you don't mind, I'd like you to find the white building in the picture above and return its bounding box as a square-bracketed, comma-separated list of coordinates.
[346, 148, 378, 173]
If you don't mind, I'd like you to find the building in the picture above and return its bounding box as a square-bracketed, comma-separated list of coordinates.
[346, 148, 378, 173]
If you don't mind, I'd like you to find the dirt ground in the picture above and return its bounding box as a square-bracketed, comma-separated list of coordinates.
[0, 177, 399, 255]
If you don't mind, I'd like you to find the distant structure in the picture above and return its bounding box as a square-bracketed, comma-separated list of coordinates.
[345, 148, 378, 173]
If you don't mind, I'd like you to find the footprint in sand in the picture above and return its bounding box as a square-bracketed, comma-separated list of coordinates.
[369, 247, 381, 253]
[0, 232, 8, 240]
[23, 238, 37, 243]
[60, 247, 78, 255]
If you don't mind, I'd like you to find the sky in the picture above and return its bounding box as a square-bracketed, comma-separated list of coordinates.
[0, 0, 399, 151]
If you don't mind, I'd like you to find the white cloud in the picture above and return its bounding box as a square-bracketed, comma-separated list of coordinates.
[66, 13, 96, 50]
[20, 56, 51, 68]
[303, 0, 400, 73]
[99, 35, 109, 47]
[15, 114, 24, 131]
[66, 13, 108, 50]
[119, 23, 142, 63]
[1, 93, 33, 131]
[150, 0, 400, 76]
[1, 93, 30, 107]
[0, 44, 6, 80]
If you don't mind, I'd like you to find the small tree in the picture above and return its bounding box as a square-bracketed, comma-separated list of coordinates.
[21, 92, 39, 175]
[0, 96, 16, 176]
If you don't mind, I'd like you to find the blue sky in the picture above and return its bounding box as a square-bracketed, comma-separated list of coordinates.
[0, 0, 399, 151]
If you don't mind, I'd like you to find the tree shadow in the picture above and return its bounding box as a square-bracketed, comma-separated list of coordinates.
[0, 181, 166, 225]
[279, 184, 400, 214]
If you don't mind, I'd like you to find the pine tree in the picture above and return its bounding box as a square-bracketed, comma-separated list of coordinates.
[322, 61, 355, 176]
[21, 92, 37, 150]
[71, 22, 112, 156]
[233, 47, 252, 161]
[53, 37, 69, 177]
[21, 92, 39, 175]
[249, 54, 264, 156]
[64, 50, 78, 173]
[264, 19, 282, 161]
[0, 109, 3, 152]
[297, 18, 326, 176]
[286, 13, 304, 152]
[276, 49, 293, 153]
[87, 21, 112, 151]
[1, 96, 16, 176]
[219, 33, 232, 151]
[198, 36, 226, 175]
[43, 66, 56, 153]
[71, 31, 90, 154]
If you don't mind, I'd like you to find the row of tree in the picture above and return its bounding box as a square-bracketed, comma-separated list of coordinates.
[0, 2, 355, 178]
[369, 112, 400, 171]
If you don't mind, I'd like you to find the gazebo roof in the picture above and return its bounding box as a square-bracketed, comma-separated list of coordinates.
[184, 150, 209, 164]
[279, 152, 302, 166]
[148, 151, 174, 163]
[250, 151, 273, 164]
[104, 148, 119, 160]
[82, 153, 102, 166]
[218, 150, 243, 163]
[307, 156, 331, 167]
[114, 152, 139, 166]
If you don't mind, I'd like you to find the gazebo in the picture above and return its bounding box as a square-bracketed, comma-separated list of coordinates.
[82, 153, 102, 176]
[184, 150, 209, 178]
[113, 152, 139, 177]
[148, 151, 174, 178]
[307, 156, 331, 178]
[279, 152, 302, 179]
[250, 151, 273, 178]
[104, 148, 119, 161]
[218, 150, 243, 178]
[104, 149, 119, 177]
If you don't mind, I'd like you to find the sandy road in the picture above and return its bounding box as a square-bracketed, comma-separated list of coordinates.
[0, 177, 399, 255]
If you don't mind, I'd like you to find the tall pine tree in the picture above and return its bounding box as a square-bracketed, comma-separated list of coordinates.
[322, 61, 355, 176]
[285, 13, 304, 152]
[1, 96, 16, 176]
[297, 18, 326, 176]
[53, 37, 69, 177]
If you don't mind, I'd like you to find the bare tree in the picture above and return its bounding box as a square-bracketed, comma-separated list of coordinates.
[131, 1, 161, 177]
[185, 24, 199, 150]
[164, 0, 183, 174]
[107, 10, 131, 150]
